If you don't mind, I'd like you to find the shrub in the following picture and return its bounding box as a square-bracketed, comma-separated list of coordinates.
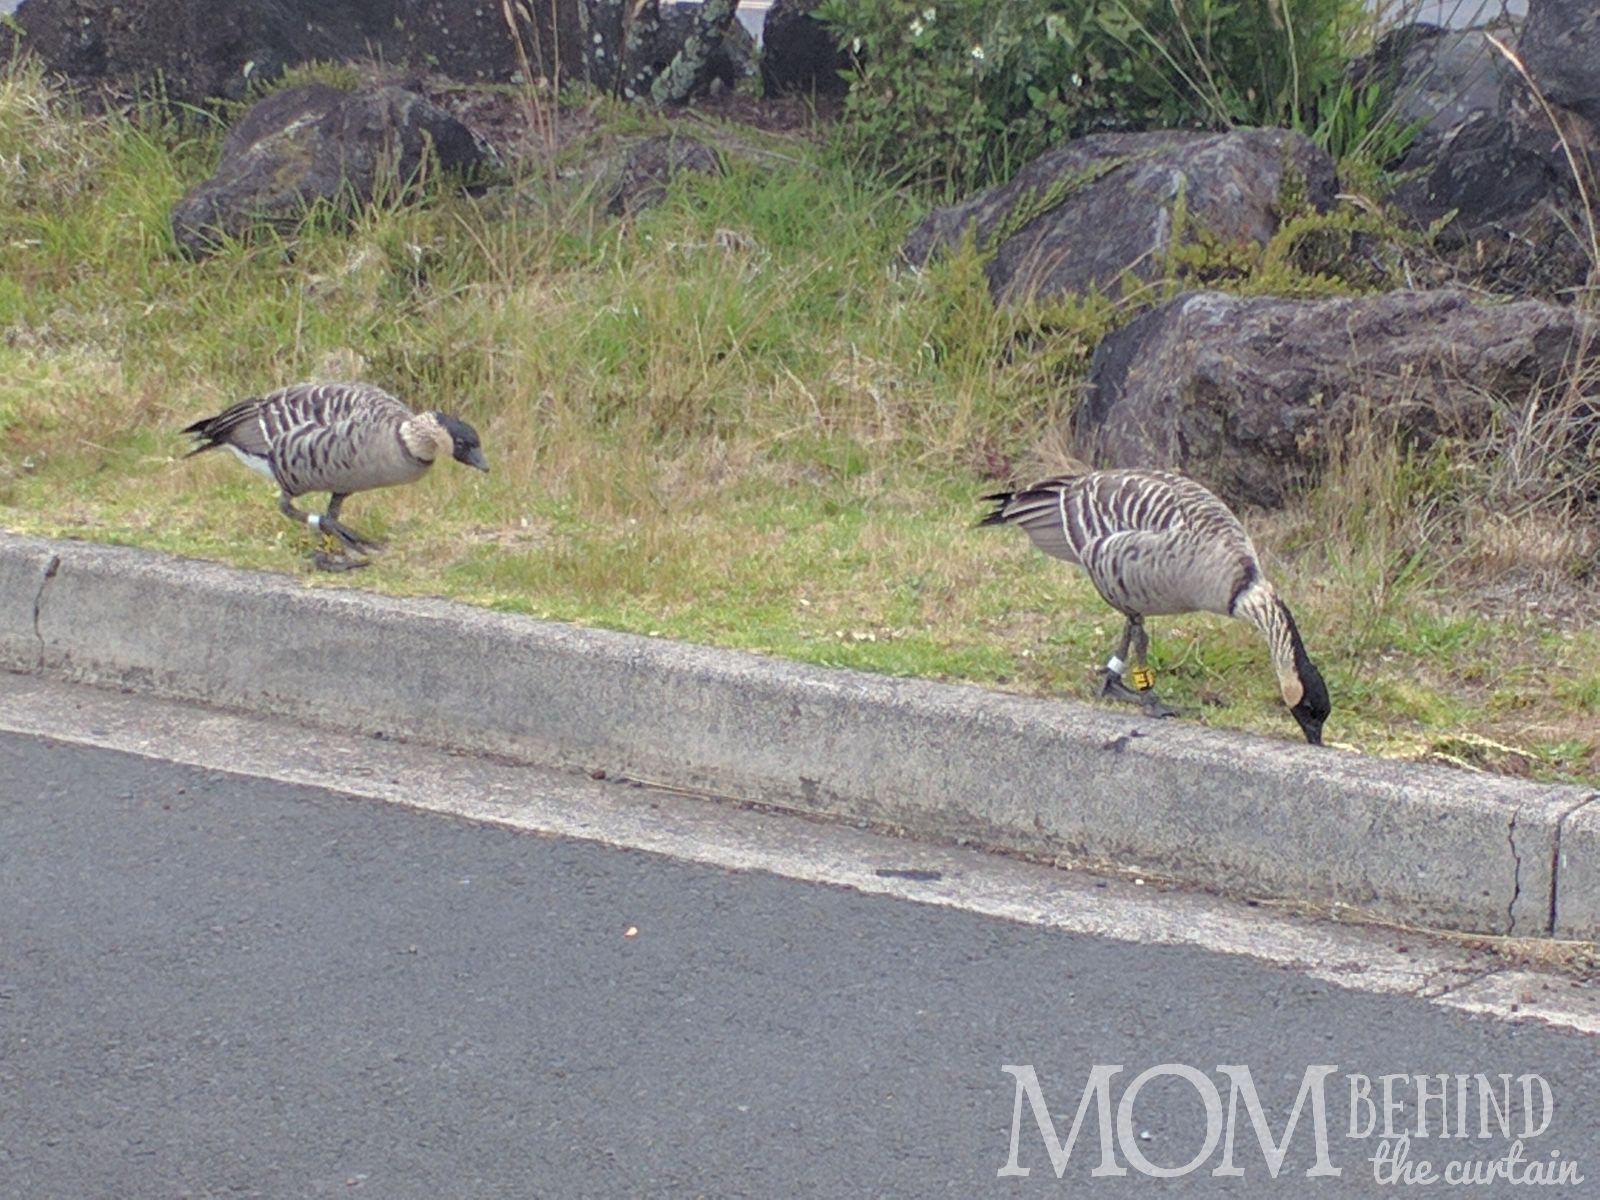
[817, 0, 1365, 194]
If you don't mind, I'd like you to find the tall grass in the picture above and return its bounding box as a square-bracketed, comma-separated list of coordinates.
[0, 59, 1595, 779]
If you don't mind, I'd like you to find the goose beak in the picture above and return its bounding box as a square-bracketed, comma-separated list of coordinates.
[464, 447, 489, 473]
[1293, 711, 1325, 746]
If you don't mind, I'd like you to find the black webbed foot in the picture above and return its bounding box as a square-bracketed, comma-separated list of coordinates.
[310, 548, 371, 572]
[1098, 669, 1146, 705]
[1097, 669, 1179, 719]
[1138, 693, 1179, 719]
[322, 518, 384, 553]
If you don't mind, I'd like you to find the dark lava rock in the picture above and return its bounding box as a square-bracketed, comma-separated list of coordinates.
[605, 133, 723, 216]
[903, 128, 1336, 305]
[0, 0, 583, 106]
[1519, 0, 1600, 127]
[762, 0, 851, 99]
[1074, 288, 1598, 508]
[1366, 7, 1598, 298]
[170, 83, 494, 256]
[621, 1, 757, 100]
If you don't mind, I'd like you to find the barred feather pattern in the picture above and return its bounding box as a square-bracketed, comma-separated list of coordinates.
[184, 382, 438, 498]
[981, 470, 1263, 619]
[981, 468, 1330, 740]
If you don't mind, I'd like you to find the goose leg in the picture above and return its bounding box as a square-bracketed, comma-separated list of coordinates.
[1097, 618, 1141, 701]
[278, 492, 370, 572]
[277, 490, 318, 530]
[1097, 617, 1177, 718]
[1127, 621, 1178, 719]
[319, 494, 384, 553]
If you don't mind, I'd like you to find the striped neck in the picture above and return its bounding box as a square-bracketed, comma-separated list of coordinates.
[1232, 579, 1306, 707]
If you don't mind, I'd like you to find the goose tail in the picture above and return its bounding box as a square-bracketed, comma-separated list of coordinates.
[181, 415, 245, 459]
[180, 399, 262, 457]
[180, 415, 224, 456]
[976, 490, 1018, 527]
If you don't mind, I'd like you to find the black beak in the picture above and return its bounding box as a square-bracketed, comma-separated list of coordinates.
[463, 446, 489, 472]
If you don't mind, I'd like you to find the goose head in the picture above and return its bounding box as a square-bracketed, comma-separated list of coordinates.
[431, 412, 489, 472]
[403, 411, 484, 469]
[1279, 646, 1331, 746]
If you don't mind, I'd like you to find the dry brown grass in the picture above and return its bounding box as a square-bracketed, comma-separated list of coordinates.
[0, 59, 1596, 781]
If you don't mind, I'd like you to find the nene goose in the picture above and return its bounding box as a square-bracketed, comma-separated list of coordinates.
[182, 381, 489, 570]
[981, 469, 1330, 744]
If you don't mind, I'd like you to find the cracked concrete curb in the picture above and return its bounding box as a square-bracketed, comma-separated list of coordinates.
[2, 531, 1596, 938]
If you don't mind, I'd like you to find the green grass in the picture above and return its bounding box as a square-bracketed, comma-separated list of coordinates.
[1, 62, 1597, 783]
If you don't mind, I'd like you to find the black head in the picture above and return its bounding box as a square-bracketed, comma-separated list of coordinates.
[1275, 599, 1330, 745]
[1289, 650, 1331, 746]
[436, 412, 488, 472]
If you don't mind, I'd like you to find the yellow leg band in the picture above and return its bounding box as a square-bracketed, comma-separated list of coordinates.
[1129, 665, 1155, 691]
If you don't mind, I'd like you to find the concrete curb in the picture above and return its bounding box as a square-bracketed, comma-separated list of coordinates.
[1, 531, 1595, 938]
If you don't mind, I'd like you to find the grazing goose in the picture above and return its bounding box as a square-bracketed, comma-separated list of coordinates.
[981, 469, 1330, 744]
[182, 381, 489, 570]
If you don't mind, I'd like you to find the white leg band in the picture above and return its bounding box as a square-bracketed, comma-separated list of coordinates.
[308, 513, 322, 530]
[1105, 655, 1124, 675]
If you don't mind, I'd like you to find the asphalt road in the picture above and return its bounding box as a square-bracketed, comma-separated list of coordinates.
[2, 730, 1596, 1199]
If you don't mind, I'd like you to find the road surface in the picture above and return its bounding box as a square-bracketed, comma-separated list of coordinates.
[2, 677, 1597, 1197]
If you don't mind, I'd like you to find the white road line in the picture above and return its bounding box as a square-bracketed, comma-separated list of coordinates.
[2, 670, 1596, 1034]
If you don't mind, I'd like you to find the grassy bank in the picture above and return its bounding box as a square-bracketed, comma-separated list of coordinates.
[1, 63, 1596, 782]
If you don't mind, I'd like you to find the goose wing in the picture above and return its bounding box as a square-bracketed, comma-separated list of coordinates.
[981, 471, 1188, 562]
[188, 382, 413, 496]
[186, 383, 407, 457]
[255, 382, 408, 444]
[1077, 527, 1244, 616]
[267, 383, 417, 496]
[983, 470, 1260, 615]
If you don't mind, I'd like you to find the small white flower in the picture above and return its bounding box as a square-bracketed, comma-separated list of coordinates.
[909, 18, 924, 36]
[923, 6, 936, 20]
[970, 44, 985, 61]
[1071, 72, 1083, 87]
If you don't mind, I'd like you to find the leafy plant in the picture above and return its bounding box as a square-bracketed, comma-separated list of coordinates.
[817, 0, 1366, 194]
